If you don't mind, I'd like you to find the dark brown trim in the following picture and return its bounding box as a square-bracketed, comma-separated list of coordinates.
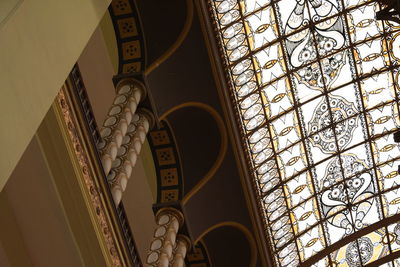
[364, 250, 400, 267]
[301, 213, 400, 266]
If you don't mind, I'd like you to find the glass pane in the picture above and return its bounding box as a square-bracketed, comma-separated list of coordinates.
[262, 77, 294, 119]
[297, 225, 326, 260]
[245, 5, 278, 50]
[331, 241, 362, 266]
[353, 37, 389, 75]
[270, 111, 301, 151]
[241, 0, 271, 15]
[209, 0, 400, 265]
[284, 172, 314, 208]
[377, 161, 400, 191]
[346, 3, 383, 44]
[253, 43, 286, 85]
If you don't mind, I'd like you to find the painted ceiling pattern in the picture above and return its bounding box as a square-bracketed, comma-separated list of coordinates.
[209, 0, 400, 266]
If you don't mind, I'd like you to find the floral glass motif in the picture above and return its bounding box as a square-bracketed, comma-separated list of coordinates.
[210, 0, 400, 266]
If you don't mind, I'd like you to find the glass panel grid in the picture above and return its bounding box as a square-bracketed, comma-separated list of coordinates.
[210, 0, 400, 265]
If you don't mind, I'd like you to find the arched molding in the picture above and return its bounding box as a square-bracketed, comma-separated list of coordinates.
[148, 120, 185, 203]
[159, 102, 228, 205]
[108, 0, 147, 74]
[144, 0, 194, 76]
[194, 221, 257, 267]
[108, 0, 194, 75]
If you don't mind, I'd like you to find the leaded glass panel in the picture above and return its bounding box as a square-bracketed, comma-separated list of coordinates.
[209, 0, 400, 265]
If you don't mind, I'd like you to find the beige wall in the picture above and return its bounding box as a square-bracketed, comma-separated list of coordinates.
[78, 26, 116, 125]
[0, 0, 111, 191]
[0, 0, 22, 26]
[0, 137, 84, 267]
[99, 12, 119, 73]
[123, 156, 157, 262]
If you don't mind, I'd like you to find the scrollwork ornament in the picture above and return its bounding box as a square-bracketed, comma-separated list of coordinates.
[309, 95, 358, 153]
[284, 0, 346, 89]
[320, 155, 375, 234]
[345, 237, 373, 266]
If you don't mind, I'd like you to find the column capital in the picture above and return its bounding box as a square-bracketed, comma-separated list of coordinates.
[156, 207, 184, 228]
[137, 108, 156, 130]
[115, 77, 147, 102]
[176, 234, 191, 251]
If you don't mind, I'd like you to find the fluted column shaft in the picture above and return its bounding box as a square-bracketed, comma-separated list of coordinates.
[97, 80, 144, 175]
[171, 235, 191, 267]
[107, 111, 150, 204]
[146, 208, 184, 267]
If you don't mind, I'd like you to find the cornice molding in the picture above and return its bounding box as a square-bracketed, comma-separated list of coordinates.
[55, 85, 138, 266]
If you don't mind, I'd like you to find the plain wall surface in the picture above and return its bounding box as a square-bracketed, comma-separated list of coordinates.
[0, 0, 111, 191]
[78, 26, 116, 126]
[0, 138, 84, 267]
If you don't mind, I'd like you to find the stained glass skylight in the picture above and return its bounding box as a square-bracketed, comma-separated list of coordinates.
[209, 0, 400, 266]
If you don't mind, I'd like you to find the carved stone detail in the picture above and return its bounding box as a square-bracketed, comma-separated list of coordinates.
[57, 88, 122, 267]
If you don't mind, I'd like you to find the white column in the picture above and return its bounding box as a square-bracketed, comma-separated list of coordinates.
[171, 235, 191, 267]
[146, 208, 184, 267]
[107, 111, 151, 204]
[97, 79, 145, 175]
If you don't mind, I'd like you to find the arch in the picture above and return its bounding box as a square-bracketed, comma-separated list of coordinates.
[147, 120, 185, 203]
[159, 102, 228, 205]
[194, 221, 257, 267]
[108, 0, 194, 75]
[144, 0, 194, 75]
[108, 0, 147, 74]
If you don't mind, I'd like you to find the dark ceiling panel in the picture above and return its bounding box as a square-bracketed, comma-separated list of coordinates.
[135, 0, 186, 65]
[167, 107, 221, 194]
[203, 226, 252, 267]
[145, 14, 222, 116]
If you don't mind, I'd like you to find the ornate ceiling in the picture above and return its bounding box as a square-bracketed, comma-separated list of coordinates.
[207, 0, 400, 266]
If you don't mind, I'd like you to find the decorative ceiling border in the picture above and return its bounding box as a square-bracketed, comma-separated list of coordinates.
[197, 1, 400, 266]
[68, 64, 142, 265]
[148, 120, 184, 204]
[195, 0, 276, 266]
[55, 68, 147, 266]
[109, 0, 146, 74]
[201, 1, 291, 265]
[56, 88, 125, 267]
